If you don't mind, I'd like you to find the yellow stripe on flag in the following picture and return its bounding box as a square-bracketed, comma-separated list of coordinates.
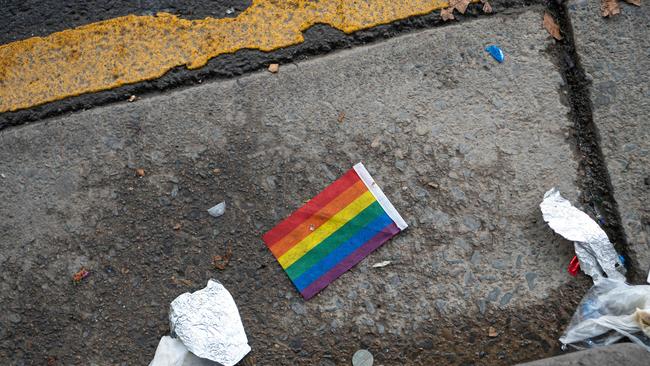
[278, 190, 376, 268]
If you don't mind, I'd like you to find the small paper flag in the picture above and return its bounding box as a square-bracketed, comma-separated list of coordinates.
[263, 163, 407, 300]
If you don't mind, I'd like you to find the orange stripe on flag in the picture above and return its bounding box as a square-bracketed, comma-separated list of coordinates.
[269, 179, 369, 258]
[263, 169, 360, 246]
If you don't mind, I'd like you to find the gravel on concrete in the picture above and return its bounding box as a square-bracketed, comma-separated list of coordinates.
[0, 9, 591, 365]
[568, 0, 650, 283]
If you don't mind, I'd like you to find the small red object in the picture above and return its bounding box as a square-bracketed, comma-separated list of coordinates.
[568, 256, 580, 276]
[72, 267, 90, 283]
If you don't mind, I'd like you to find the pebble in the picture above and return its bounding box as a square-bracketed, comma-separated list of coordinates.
[377, 324, 385, 334]
[420, 208, 449, 226]
[208, 201, 226, 217]
[330, 319, 339, 331]
[434, 299, 447, 314]
[454, 238, 471, 252]
[479, 274, 497, 281]
[291, 302, 306, 315]
[364, 300, 376, 314]
[479, 191, 495, 203]
[415, 124, 429, 136]
[265, 176, 277, 190]
[7, 312, 21, 323]
[525, 272, 538, 290]
[414, 187, 428, 199]
[395, 160, 406, 172]
[418, 339, 434, 350]
[487, 287, 501, 302]
[444, 253, 463, 264]
[463, 216, 481, 231]
[500, 292, 513, 306]
[477, 299, 487, 315]
[463, 270, 475, 286]
[515, 254, 524, 268]
[289, 337, 303, 352]
[319, 359, 336, 366]
[321, 298, 343, 312]
[451, 187, 466, 201]
[470, 251, 482, 265]
[491, 259, 507, 270]
[102, 136, 124, 150]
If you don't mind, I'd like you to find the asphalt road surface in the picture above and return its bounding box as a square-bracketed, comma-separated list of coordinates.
[0, 1, 648, 365]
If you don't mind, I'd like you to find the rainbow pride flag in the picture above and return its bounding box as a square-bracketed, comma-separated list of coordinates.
[263, 163, 407, 300]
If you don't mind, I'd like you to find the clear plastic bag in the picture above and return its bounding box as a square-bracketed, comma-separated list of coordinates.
[560, 278, 650, 351]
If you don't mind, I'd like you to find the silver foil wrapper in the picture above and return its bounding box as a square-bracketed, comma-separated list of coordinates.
[169, 280, 251, 366]
[540, 188, 625, 282]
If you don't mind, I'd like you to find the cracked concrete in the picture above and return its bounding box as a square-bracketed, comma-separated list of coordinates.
[569, 0, 650, 283]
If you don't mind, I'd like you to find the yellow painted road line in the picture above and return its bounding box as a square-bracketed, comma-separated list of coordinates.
[0, 0, 452, 113]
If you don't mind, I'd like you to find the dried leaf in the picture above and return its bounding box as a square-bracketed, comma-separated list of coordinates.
[135, 168, 145, 177]
[601, 0, 621, 17]
[543, 12, 563, 40]
[337, 111, 345, 123]
[449, 0, 471, 14]
[212, 168, 222, 175]
[268, 63, 279, 73]
[213, 247, 233, 270]
[623, 0, 640, 5]
[72, 267, 90, 283]
[488, 327, 498, 337]
[171, 276, 194, 287]
[482, 1, 493, 13]
[441, 7, 455, 21]
[173, 223, 182, 230]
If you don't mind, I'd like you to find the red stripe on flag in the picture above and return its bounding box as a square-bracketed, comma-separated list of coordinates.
[263, 168, 360, 247]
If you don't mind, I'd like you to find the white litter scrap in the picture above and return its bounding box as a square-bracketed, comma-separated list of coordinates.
[168, 280, 250, 366]
[541, 188, 650, 352]
[560, 279, 650, 351]
[540, 188, 625, 282]
[149, 336, 217, 366]
[372, 261, 391, 268]
[207, 202, 226, 218]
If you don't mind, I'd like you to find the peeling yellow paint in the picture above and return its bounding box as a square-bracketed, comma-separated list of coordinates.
[0, 0, 454, 112]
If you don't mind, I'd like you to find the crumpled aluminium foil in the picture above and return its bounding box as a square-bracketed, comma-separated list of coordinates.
[540, 188, 625, 283]
[169, 280, 250, 366]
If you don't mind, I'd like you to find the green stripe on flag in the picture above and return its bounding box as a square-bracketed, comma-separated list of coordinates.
[285, 201, 385, 280]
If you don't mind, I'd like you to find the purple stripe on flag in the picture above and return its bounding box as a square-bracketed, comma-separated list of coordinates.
[300, 223, 400, 300]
